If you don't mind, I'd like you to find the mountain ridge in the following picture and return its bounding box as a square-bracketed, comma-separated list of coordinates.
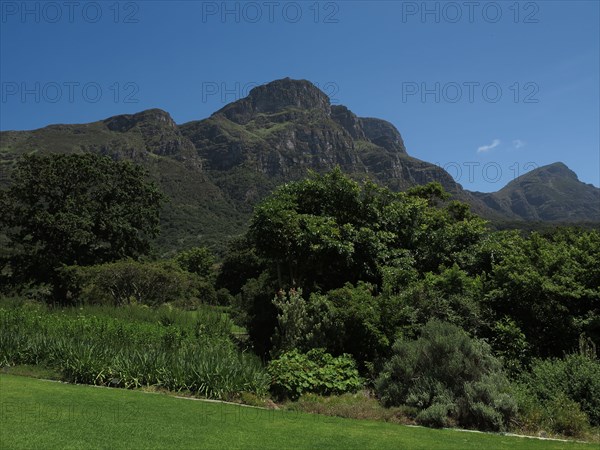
[1, 78, 598, 251]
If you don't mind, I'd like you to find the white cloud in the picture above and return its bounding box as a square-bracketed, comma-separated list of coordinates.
[477, 139, 500, 153]
[513, 139, 525, 149]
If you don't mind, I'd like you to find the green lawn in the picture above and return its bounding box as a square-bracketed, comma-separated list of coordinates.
[0, 374, 592, 449]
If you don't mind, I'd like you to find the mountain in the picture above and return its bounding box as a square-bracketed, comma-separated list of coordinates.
[474, 162, 600, 221]
[0, 109, 246, 251]
[1, 78, 598, 252]
[178, 78, 468, 204]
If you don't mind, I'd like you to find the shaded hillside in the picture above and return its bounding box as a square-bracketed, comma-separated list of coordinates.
[0, 109, 245, 252]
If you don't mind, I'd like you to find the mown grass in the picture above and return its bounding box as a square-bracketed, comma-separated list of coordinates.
[2, 374, 594, 450]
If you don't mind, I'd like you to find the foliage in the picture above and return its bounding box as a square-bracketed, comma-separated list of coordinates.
[240, 271, 279, 357]
[287, 391, 418, 424]
[0, 153, 163, 296]
[513, 387, 591, 438]
[241, 170, 487, 360]
[216, 236, 266, 295]
[490, 317, 531, 378]
[484, 229, 600, 357]
[375, 320, 516, 431]
[270, 284, 391, 373]
[317, 283, 389, 372]
[390, 265, 484, 338]
[0, 303, 268, 398]
[175, 246, 215, 279]
[62, 259, 211, 307]
[517, 352, 600, 427]
[271, 288, 312, 356]
[544, 395, 590, 437]
[270, 288, 336, 358]
[247, 169, 487, 293]
[267, 349, 362, 400]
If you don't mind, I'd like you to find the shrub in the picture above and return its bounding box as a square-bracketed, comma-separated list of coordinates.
[490, 317, 530, 378]
[517, 352, 600, 428]
[375, 320, 517, 431]
[63, 260, 203, 306]
[416, 403, 456, 428]
[270, 288, 312, 357]
[270, 288, 336, 358]
[287, 391, 418, 423]
[544, 394, 589, 437]
[175, 247, 215, 279]
[216, 288, 235, 307]
[268, 349, 362, 400]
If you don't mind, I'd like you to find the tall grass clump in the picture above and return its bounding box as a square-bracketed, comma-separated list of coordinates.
[0, 303, 268, 399]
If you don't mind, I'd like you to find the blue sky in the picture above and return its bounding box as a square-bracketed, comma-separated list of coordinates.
[1, 0, 598, 192]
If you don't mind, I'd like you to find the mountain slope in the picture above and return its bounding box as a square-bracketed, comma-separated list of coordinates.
[178, 78, 477, 213]
[475, 162, 600, 221]
[1, 78, 598, 253]
[0, 109, 245, 252]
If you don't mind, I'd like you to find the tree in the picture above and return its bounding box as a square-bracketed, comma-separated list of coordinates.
[175, 246, 215, 279]
[0, 153, 163, 296]
[247, 168, 487, 293]
[484, 229, 600, 357]
[239, 169, 488, 358]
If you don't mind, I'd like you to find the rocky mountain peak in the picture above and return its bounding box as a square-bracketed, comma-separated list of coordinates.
[214, 78, 332, 124]
[501, 162, 579, 191]
[249, 78, 331, 112]
[358, 117, 407, 155]
[479, 161, 600, 221]
[535, 162, 578, 180]
[103, 108, 176, 133]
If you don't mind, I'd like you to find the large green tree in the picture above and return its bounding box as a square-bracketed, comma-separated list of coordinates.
[0, 153, 163, 294]
[247, 168, 487, 293]
[484, 229, 600, 358]
[237, 168, 488, 357]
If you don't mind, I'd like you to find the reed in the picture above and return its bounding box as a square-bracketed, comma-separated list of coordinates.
[0, 303, 268, 399]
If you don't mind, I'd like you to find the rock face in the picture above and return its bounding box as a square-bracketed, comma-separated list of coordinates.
[102, 109, 198, 160]
[359, 117, 407, 155]
[217, 78, 332, 124]
[1, 77, 598, 251]
[179, 78, 465, 206]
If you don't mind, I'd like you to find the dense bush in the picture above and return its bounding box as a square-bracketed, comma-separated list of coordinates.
[270, 288, 335, 358]
[484, 230, 600, 358]
[395, 265, 484, 336]
[516, 351, 600, 431]
[0, 303, 268, 399]
[489, 317, 531, 378]
[267, 349, 362, 400]
[175, 246, 215, 279]
[270, 285, 391, 373]
[62, 259, 214, 306]
[240, 272, 279, 357]
[375, 320, 516, 431]
[270, 288, 314, 357]
[248, 170, 486, 294]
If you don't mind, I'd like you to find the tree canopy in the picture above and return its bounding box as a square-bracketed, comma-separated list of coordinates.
[0, 153, 163, 291]
[248, 168, 488, 293]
